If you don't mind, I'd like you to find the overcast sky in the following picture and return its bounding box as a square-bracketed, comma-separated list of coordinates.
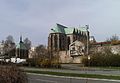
[0, 0, 120, 46]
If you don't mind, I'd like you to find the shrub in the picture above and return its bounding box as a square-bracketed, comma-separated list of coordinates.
[27, 57, 61, 68]
[0, 65, 28, 83]
[82, 52, 120, 67]
[83, 45, 120, 67]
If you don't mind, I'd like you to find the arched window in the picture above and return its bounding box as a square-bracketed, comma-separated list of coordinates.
[67, 37, 70, 50]
[54, 35, 58, 50]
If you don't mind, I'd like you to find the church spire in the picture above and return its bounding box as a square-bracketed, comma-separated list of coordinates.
[20, 35, 23, 43]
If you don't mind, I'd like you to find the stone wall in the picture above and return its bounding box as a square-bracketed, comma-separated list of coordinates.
[59, 51, 83, 63]
[59, 51, 72, 63]
[90, 44, 120, 54]
[111, 45, 120, 54]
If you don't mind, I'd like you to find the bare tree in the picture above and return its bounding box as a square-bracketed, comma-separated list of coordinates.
[106, 34, 119, 42]
[23, 38, 31, 50]
[110, 34, 119, 41]
[3, 35, 16, 61]
[5, 35, 14, 44]
[35, 45, 48, 58]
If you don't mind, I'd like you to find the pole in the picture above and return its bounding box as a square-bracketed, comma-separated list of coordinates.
[86, 25, 89, 83]
[86, 25, 89, 55]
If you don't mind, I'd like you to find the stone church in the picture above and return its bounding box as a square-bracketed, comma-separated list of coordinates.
[48, 24, 89, 63]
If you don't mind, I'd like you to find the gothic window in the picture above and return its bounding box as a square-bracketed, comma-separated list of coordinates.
[59, 34, 66, 50]
[67, 37, 70, 50]
[50, 35, 53, 50]
[59, 35, 62, 50]
[62, 35, 65, 50]
[54, 35, 58, 50]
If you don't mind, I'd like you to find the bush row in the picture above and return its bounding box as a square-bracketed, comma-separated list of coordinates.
[82, 52, 120, 67]
[26, 58, 61, 68]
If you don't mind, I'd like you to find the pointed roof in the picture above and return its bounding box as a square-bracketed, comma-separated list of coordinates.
[64, 27, 74, 34]
[50, 23, 88, 35]
[20, 36, 23, 43]
[16, 43, 27, 50]
[51, 23, 66, 33]
[16, 36, 27, 50]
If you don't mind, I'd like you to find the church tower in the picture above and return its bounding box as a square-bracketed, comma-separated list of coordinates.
[16, 36, 28, 59]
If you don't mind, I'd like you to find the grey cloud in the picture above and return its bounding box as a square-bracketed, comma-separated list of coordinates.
[0, 0, 120, 45]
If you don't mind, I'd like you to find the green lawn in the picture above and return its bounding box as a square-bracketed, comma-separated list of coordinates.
[26, 70, 120, 80]
[89, 66, 120, 70]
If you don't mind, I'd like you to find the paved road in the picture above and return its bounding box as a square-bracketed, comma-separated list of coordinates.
[28, 73, 120, 83]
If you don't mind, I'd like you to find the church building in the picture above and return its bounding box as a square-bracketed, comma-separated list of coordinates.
[48, 24, 90, 63]
[16, 36, 28, 59]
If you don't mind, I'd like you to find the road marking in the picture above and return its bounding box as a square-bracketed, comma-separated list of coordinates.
[28, 78, 57, 83]
[27, 73, 120, 82]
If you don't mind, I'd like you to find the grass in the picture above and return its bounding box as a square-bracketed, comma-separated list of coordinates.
[25, 70, 120, 80]
[88, 66, 120, 70]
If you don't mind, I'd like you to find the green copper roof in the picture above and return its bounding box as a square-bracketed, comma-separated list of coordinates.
[78, 27, 87, 32]
[51, 23, 88, 34]
[51, 24, 66, 33]
[16, 36, 27, 50]
[16, 42, 27, 50]
[64, 28, 74, 34]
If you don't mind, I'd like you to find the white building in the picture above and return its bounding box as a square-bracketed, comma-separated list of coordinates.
[29, 47, 36, 58]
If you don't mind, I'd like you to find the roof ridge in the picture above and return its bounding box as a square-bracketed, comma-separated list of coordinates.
[56, 23, 67, 28]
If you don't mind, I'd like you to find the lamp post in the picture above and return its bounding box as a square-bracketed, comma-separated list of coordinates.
[88, 55, 90, 66]
[86, 25, 89, 55]
[85, 25, 89, 83]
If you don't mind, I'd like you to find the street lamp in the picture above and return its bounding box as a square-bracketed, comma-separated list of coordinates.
[86, 25, 89, 55]
[85, 25, 89, 83]
[88, 55, 90, 66]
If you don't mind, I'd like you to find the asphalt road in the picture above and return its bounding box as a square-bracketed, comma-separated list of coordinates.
[28, 73, 120, 83]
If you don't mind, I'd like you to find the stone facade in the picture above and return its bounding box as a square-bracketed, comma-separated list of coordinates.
[59, 51, 83, 63]
[91, 44, 120, 54]
[48, 24, 89, 63]
[48, 24, 89, 51]
[29, 47, 36, 58]
[69, 40, 85, 57]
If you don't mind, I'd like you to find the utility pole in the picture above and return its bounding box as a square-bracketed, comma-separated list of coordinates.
[86, 25, 89, 83]
[86, 25, 89, 55]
